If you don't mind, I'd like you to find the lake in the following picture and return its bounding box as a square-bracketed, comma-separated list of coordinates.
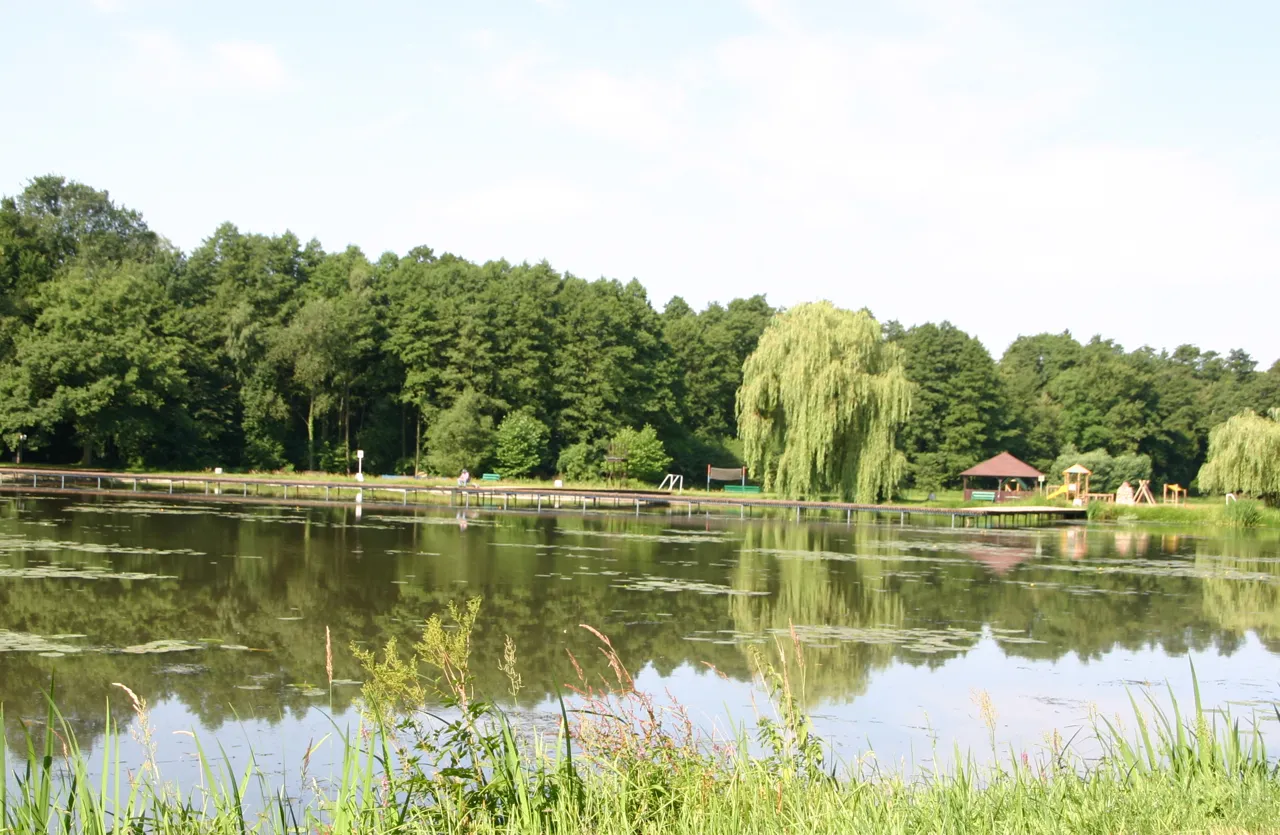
[1, 494, 1277, 789]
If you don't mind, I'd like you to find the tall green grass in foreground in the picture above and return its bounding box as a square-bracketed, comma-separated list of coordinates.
[4, 602, 1280, 834]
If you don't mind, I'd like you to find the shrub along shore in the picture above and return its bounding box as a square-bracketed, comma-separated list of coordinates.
[4, 606, 1279, 834]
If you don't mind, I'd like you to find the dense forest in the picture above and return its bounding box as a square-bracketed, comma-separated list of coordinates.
[1, 175, 1277, 491]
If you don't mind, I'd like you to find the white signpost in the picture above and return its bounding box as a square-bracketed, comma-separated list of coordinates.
[356, 449, 365, 482]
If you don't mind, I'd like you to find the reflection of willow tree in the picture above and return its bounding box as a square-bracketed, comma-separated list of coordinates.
[1196, 532, 1280, 651]
[6, 497, 1280, 753]
[730, 522, 906, 703]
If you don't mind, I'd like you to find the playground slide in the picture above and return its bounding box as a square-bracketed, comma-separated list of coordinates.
[1046, 484, 1069, 500]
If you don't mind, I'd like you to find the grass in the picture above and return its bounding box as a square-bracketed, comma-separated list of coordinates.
[1088, 498, 1280, 528]
[4, 608, 1280, 834]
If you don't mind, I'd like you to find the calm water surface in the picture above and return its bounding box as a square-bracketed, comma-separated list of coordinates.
[1, 494, 1277, 787]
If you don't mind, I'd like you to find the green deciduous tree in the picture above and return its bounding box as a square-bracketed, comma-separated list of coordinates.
[737, 303, 912, 501]
[609, 424, 671, 483]
[896, 322, 1008, 490]
[495, 410, 550, 478]
[0, 261, 190, 466]
[1198, 410, 1280, 504]
[426, 389, 494, 476]
[556, 441, 600, 482]
[273, 297, 352, 471]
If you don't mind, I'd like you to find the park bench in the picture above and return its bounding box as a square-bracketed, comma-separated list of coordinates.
[970, 490, 997, 502]
[724, 485, 761, 494]
[481, 473, 501, 482]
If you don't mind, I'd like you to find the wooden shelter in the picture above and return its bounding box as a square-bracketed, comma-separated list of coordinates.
[1163, 483, 1186, 505]
[959, 452, 1045, 502]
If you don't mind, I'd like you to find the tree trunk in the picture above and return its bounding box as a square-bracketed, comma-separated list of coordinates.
[343, 385, 351, 474]
[81, 440, 93, 467]
[306, 395, 316, 472]
[415, 410, 422, 476]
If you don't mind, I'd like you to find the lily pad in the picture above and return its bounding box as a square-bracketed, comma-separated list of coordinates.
[120, 639, 204, 655]
[0, 629, 86, 655]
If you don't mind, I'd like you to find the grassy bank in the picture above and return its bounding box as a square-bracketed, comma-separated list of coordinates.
[5, 606, 1279, 834]
[1087, 498, 1280, 528]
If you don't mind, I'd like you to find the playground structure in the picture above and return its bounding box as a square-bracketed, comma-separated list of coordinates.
[1116, 479, 1157, 506]
[1163, 483, 1186, 505]
[1046, 464, 1092, 503]
[1044, 464, 1122, 505]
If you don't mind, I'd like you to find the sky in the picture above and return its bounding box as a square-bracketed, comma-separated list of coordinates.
[3, 0, 1279, 365]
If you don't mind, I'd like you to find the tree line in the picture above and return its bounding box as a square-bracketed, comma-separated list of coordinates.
[1, 175, 1277, 490]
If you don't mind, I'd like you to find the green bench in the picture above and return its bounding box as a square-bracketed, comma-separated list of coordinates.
[481, 473, 501, 482]
[724, 485, 761, 494]
[970, 490, 997, 502]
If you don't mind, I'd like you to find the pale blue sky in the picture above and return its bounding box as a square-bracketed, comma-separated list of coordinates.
[4, 0, 1278, 363]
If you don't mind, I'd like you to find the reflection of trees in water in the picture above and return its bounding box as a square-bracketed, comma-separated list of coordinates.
[731, 523, 905, 703]
[0, 501, 750, 751]
[4, 498, 1280, 752]
[1195, 532, 1280, 651]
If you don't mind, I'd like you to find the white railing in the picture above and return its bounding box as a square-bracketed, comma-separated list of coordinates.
[658, 473, 684, 493]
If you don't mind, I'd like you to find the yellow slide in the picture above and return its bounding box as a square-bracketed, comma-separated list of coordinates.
[1046, 484, 1070, 500]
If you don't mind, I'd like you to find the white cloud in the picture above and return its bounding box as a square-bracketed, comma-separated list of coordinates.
[120, 30, 290, 95]
[471, 1, 1279, 355]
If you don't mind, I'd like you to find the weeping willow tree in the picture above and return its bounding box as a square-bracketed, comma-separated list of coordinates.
[1198, 409, 1280, 505]
[736, 302, 911, 501]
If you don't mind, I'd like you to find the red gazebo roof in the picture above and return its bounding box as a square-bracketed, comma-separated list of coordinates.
[958, 452, 1044, 480]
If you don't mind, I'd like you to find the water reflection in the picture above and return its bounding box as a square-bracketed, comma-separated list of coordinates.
[0, 495, 1277, 764]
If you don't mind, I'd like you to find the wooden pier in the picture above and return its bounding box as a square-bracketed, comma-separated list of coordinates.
[0, 467, 1085, 528]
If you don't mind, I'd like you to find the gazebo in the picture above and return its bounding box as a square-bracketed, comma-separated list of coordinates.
[959, 452, 1045, 502]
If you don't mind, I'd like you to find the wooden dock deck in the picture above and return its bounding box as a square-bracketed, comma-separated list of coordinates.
[0, 467, 1085, 527]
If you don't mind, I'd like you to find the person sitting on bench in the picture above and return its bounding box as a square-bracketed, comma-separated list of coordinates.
[458, 469, 470, 487]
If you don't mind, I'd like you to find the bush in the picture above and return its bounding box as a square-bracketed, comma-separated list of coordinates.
[609, 425, 672, 483]
[495, 410, 550, 478]
[426, 389, 494, 475]
[1051, 445, 1152, 493]
[557, 441, 600, 481]
[1086, 500, 1118, 521]
[1223, 499, 1263, 528]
